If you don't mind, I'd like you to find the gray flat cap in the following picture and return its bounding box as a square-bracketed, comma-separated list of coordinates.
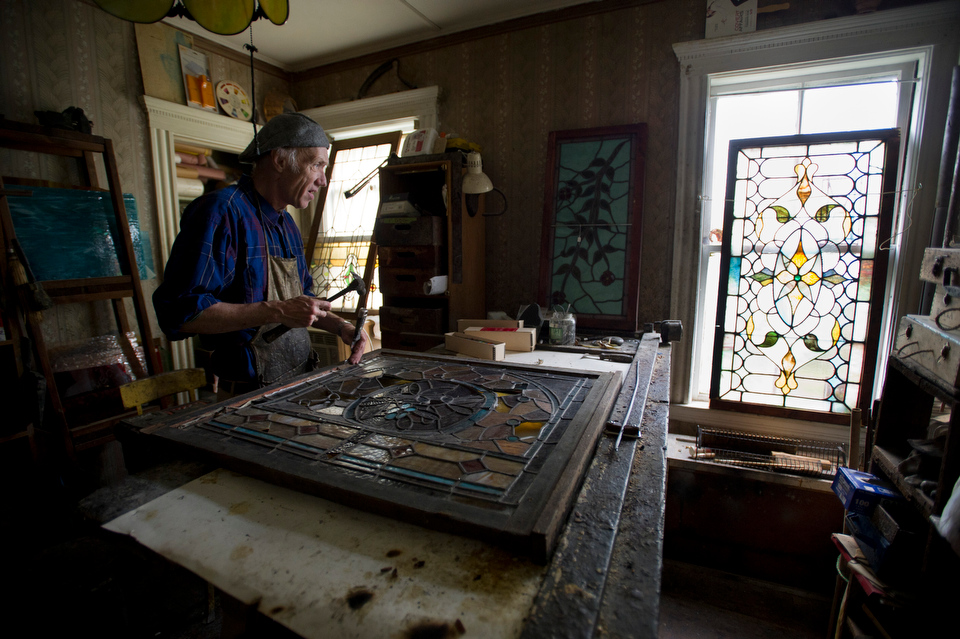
[239, 112, 329, 163]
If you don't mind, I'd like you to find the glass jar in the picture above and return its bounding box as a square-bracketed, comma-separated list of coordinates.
[549, 308, 576, 346]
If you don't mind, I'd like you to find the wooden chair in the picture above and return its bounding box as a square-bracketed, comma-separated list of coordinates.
[119, 368, 207, 416]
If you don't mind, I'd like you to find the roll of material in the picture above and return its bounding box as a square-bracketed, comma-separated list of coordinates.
[176, 151, 200, 165]
[175, 142, 212, 157]
[177, 177, 204, 199]
[194, 165, 226, 181]
[423, 275, 448, 295]
[176, 165, 200, 179]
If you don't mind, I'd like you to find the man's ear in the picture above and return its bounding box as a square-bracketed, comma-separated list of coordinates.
[269, 149, 286, 172]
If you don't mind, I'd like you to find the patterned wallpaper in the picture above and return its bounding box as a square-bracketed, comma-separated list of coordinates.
[0, 0, 290, 349]
[293, 0, 705, 325]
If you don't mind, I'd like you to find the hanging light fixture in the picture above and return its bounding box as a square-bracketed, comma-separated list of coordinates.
[462, 152, 507, 217]
[93, 0, 288, 35]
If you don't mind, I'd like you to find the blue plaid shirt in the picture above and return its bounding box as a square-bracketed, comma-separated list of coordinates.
[153, 175, 312, 381]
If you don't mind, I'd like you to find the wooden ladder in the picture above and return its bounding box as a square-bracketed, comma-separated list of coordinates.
[0, 117, 160, 458]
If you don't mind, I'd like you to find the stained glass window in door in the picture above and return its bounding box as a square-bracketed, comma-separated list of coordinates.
[711, 131, 899, 420]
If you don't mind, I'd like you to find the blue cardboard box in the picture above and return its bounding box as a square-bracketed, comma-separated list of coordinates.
[832, 467, 902, 515]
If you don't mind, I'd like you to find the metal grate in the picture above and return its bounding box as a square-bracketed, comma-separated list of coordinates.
[695, 427, 846, 479]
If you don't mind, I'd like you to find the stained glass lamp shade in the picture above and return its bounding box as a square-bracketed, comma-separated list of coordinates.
[94, 0, 288, 35]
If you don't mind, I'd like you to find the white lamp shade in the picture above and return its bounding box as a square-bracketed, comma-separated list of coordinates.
[462, 151, 493, 194]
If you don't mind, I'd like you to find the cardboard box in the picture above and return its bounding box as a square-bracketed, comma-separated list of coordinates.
[832, 467, 902, 515]
[456, 319, 524, 332]
[464, 326, 536, 352]
[444, 332, 505, 361]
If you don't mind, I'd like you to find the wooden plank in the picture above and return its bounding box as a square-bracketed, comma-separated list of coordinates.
[103, 138, 160, 376]
[595, 345, 671, 638]
[521, 335, 661, 638]
[119, 369, 206, 413]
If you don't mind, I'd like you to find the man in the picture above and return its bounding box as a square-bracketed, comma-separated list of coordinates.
[153, 113, 367, 398]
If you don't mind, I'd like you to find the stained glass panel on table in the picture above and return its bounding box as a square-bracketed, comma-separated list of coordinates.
[130, 351, 618, 560]
[710, 131, 899, 421]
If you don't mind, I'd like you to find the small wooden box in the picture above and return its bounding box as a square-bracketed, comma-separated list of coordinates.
[928, 284, 960, 329]
[375, 216, 445, 247]
[919, 247, 960, 286]
[464, 326, 537, 352]
[444, 332, 505, 361]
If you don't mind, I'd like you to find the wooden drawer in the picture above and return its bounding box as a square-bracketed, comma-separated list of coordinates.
[375, 216, 445, 247]
[381, 330, 445, 352]
[380, 267, 443, 298]
[380, 306, 446, 334]
[378, 245, 445, 270]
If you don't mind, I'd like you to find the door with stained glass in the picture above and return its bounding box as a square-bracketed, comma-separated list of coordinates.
[710, 130, 900, 424]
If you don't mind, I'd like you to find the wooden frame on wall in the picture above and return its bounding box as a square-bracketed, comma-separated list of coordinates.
[539, 124, 647, 333]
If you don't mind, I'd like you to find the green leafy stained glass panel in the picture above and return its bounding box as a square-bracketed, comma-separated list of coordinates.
[540, 125, 646, 332]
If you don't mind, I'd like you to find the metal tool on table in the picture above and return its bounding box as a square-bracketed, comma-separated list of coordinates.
[261, 277, 367, 344]
[349, 282, 369, 355]
[605, 356, 644, 450]
[603, 320, 683, 450]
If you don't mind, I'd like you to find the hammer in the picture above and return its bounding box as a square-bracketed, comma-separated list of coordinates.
[262, 277, 368, 344]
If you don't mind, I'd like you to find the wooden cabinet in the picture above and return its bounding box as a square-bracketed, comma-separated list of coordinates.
[376, 153, 485, 350]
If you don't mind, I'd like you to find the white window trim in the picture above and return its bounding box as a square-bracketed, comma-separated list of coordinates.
[299, 86, 439, 134]
[670, 2, 960, 442]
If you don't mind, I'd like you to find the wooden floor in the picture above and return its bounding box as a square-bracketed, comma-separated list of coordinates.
[659, 559, 830, 639]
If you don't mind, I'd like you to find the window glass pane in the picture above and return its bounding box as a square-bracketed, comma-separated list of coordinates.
[312, 138, 397, 311]
[709, 92, 800, 233]
[696, 76, 903, 400]
[800, 81, 899, 134]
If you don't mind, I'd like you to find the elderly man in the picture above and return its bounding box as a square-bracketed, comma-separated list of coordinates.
[154, 113, 367, 398]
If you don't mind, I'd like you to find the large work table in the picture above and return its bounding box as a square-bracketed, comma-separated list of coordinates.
[100, 334, 671, 638]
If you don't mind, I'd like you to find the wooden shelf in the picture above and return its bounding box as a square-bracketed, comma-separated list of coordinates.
[871, 444, 936, 519]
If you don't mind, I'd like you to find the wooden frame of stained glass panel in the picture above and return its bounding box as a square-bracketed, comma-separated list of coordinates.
[710, 130, 900, 424]
[128, 350, 619, 562]
[539, 124, 647, 332]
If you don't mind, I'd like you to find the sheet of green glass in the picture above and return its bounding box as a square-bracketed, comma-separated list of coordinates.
[132, 350, 618, 560]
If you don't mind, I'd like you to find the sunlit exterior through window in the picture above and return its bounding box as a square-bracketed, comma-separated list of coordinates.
[711, 132, 899, 420]
[311, 135, 400, 311]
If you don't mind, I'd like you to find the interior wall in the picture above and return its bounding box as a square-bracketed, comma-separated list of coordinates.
[0, 0, 290, 352]
[0, 0, 153, 347]
[292, 0, 705, 324]
[289, 0, 935, 326]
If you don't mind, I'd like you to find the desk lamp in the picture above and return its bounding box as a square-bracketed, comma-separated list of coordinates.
[462, 152, 507, 217]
